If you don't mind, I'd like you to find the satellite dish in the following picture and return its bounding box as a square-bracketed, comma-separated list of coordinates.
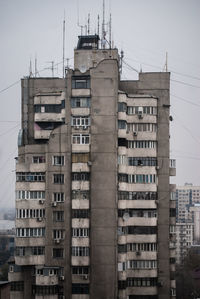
[79, 65, 87, 73]
[123, 212, 130, 222]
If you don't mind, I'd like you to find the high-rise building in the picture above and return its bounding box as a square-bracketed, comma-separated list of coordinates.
[9, 35, 176, 299]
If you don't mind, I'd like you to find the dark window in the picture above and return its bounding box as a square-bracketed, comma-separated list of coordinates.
[71, 97, 90, 108]
[118, 244, 127, 253]
[53, 248, 64, 258]
[53, 211, 64, 222]
[72, 283, 89, 294]
[33, 156, 45, 163]
[118, 173, 128, 183]
[170, 208, 176, 217]
[16, 172, 45, 182]
[34, 104, 62, 113]
[170, 257, 176, 264]
[118, 280, 126, 289]
[118, 191, 157, 200]
[119, 226, 157, 235]
[72, 209, 89, 218]
[53, 174, 64, 184]
[118, 102, 127, 112]
[72, 76, 90, 89]
[118, 120, 127, 129]
[32, 285, 59, 295]
[72, 172, 90, 181]
[127, 277, 157, 287]
[118, 138, 128, 147]
[11, 281, 24, 291]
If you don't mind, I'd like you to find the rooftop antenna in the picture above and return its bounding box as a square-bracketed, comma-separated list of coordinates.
[97, 14, 100, 36]
[46, 61, 56, 77]
[87, 13, 90, 35]
[77, 0, 84, 35]
[163, 52, 168, 72]
[29, 59, 33, 77]
[34, 54, 39, 77]
[62, 10, 66, 78]
[120, 50, 124, 75]
[101, 0, 106, 49]
[109, 13, 112, 49]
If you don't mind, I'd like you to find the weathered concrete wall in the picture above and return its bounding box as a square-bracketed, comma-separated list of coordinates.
[90, 59, 118, 299]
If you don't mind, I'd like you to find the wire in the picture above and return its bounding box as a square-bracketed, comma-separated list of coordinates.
[171, 79, 200, 89]
[0, 123, 20, 138]
[171, 93, 200, 108]
[0, 57, 74, 94]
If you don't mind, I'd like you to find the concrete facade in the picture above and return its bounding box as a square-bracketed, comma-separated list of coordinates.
[10, 35, 176, 299]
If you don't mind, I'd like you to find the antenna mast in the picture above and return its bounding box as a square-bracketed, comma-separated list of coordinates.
[63, 11, 66, 78]
[87, 13, 90, 35]
[29, 59, 33, 77]
[101, 0, 106, 48]
[109, 13, 112, 49]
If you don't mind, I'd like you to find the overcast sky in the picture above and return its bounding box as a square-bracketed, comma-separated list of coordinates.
[0, 0, 200, 208]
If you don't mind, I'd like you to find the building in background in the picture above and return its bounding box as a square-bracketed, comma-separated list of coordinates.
[9, 34, 176, 299]
[175, 184, 200, 265]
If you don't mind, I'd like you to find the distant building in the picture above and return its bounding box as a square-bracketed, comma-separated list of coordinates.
[9, 34, 176, 299]
[176, 222, 194, 264]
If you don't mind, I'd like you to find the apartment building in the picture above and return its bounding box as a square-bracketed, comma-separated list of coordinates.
[176, 222, 194, 265]
[9, 35, 176, 299]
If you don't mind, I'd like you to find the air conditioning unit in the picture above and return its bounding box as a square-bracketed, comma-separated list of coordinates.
[39, 199, 44, 204]
[87, 161, 92, 166]
[75, 126, 80, 130]
[157, 280, 163, 287]
[52, 202, 57, 207]
[82, 274, 88, 280]
[156, 166, 160, 170]
[37, 217, 42, 222]
[83, 126, 88, 130]
[136, 251, 141, 256]
[59, 275, 65, 281]
[54, 239, 60, 244]
[133, 131, 138, 136]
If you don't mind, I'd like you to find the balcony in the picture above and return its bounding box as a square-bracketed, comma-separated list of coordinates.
[34, 113, 64, 122]
[34, 130, 52, 139]
[169, 159, 176, 176]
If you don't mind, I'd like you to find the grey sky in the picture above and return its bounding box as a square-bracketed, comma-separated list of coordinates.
[0, 0, 200, 208]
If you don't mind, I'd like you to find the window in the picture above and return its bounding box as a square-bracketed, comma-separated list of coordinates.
[16, 190, 45, 200]
[53, 192, 64, 202]
[128, 260, 157, 269]
[53, 211, 64, 222]
[16, 228, 45, 238]
[118, 191, 157, 200]
[72, 172, 90, 181]
[72, 134, 90, 144]
[16, 172, 45, 182]
[72, 228, 89, 237]
[32, 156, 45, 163]
[71, 116, 90, 127]
[72, 76, 90, 89]
[72, 283, 89, 294]
[118, 243, 157, 253]
[118, 138, 128, 147]
[72, 209, 89, 218]
[16, 246, 45, 256]
[52, 156, 64, 166]
[53, 174, 64, 184]
[127, 106, 157, 115]
[118, 120, 127, 129]
[118, 174, 157, 184]
[170, 208, 176, 217]
[118, 209, 157, 218]
[53, 230, 64, 240]
[11, 281, 24, 291]
[127, 123, 157, 132]
[32, 285, 59, 295]
[53, 248, 64, 258]
[72, 266, 89, 275]
[71, 97, 90, 108]
[16, 208, 45, 219]
[128, 140, 157, 149]
[118, 155, 127, 165]
[118, 102, 127, 112]
[127, 277, 157, 287]
[118, 226, 157, 235]
[72, 153, 89, 163]
[128, 157, 157, 166]
[72, 190, 89, 200]
[34, 104, 62, 113]
[71, 247, 89, 256]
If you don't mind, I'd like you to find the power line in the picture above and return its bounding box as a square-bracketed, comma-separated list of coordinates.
[171, 79, 200, 89]
[171, 93, 200, 108]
